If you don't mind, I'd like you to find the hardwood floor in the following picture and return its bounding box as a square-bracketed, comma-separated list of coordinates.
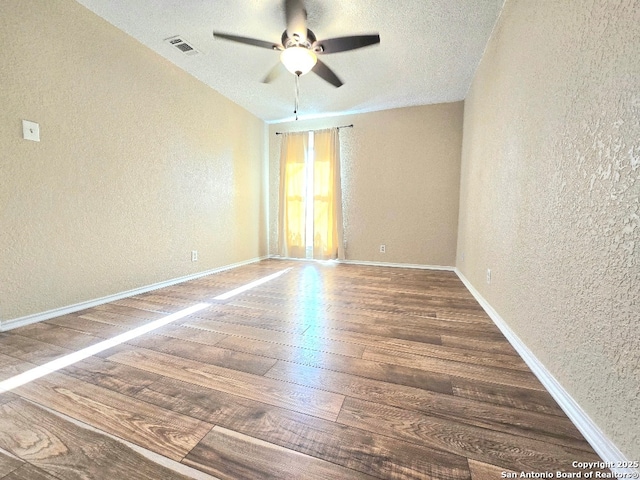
[0, 260, 608, 479]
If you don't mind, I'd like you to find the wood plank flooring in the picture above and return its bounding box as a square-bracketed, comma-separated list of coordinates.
[0, 260, 609, 479]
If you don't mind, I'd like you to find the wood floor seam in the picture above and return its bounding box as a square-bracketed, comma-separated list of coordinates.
[0, 398, 216, 479]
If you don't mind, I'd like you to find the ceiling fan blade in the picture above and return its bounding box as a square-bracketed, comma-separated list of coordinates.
[213, 32, 280, 50]
[312, 59, 343, 88]
[262, 63, 286, 84]
[284, 0, 308, 42]
[314, 34, 380, 54]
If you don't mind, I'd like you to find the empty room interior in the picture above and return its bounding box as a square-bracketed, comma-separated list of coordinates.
[1, 1, 638, 479]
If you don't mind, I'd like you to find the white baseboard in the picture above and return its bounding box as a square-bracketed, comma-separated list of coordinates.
[269, 255, 454, 272]
[0, 256, 269, 332]
[339, 259, 455, 271]
[454, 268, 635, 476]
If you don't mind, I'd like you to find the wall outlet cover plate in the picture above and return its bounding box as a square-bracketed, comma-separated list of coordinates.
[22, 120, 40, 142]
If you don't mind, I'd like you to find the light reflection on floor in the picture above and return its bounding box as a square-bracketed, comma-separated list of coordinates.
[0, 267, 292, 394]
[296, 263, 338, 354]
[297, 265, 322, 330]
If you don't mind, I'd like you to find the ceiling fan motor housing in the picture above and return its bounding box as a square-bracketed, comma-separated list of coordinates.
[281, 29, 318, 50]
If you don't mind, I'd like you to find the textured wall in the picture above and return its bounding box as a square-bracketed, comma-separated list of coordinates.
[269, 103, 463, 266]
[0, 0, 267, 322]
[457, 0, 639, 459]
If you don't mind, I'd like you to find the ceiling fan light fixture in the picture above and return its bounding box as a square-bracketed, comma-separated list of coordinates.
[280, 46, 317, 76]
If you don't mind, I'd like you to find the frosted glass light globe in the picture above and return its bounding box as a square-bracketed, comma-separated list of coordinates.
[280, 46, 317, 75]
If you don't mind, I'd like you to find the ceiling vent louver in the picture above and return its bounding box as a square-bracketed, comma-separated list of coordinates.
[164, 36, 201, 56]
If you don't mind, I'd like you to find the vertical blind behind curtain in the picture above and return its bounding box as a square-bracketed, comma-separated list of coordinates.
[278, 128, 344, 260]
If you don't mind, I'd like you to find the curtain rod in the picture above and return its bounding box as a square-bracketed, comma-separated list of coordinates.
[275, 124, 354, 135]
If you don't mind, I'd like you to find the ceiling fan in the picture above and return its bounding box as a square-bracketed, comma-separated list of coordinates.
[212, 0, 380, 88]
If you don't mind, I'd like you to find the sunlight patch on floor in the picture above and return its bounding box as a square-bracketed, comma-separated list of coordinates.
[0, 267, 292, 394]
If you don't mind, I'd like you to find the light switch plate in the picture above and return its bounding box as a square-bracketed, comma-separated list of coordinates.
[22, 120, 40, 142]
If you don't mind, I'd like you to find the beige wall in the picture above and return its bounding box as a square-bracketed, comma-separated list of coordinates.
[0, 0, 268, 323]
[457, 0, 639, 459]
[269, 103, 463, 266]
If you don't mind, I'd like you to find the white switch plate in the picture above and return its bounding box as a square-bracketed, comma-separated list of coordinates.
[22, 120, 40, 142]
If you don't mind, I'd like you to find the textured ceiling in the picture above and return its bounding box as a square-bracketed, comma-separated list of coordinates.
[75, 0, 505, 123]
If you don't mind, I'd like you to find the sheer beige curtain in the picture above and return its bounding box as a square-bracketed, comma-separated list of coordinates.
[313, 128, 344, 260]
[278, 132, 308, 258]
[278, 128, 344, 260]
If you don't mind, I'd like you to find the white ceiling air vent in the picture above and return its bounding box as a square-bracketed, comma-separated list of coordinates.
[164, 36, 201, 56]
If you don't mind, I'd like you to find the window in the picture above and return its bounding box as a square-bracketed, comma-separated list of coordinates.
[278, 128, 344, 260]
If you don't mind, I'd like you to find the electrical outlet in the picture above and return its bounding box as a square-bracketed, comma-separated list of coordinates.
[380, 244, 386, 253]
[461, 252, 465, 262]
[486, 268, 492, 284]
[191, 250, 198, 262]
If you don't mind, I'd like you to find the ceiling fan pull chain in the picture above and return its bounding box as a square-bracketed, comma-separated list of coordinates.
[294, 73, 300, 120]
